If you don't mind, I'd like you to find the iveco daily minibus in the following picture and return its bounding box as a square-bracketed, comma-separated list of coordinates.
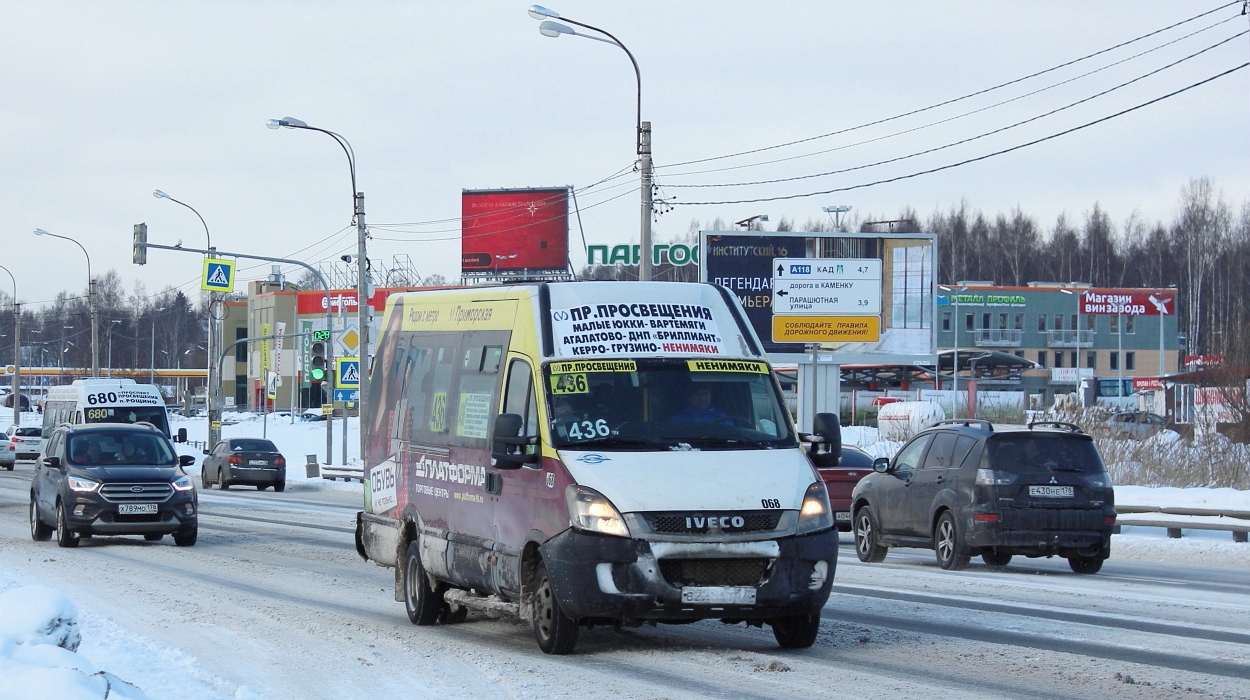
[354, 281, 839, 654]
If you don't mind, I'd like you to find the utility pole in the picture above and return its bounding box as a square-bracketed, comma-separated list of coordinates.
[639, 121, 653, 281]
[356, 190, 370, 466]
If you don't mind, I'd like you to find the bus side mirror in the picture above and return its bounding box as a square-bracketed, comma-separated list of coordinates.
[808, 412, 843, 468]
[492, 413, 537, 469]
[176, 428, 188, 444]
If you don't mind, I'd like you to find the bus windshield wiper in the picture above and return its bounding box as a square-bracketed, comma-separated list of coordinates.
[562, 435, 667, 450]
[662, 435, 770, 449]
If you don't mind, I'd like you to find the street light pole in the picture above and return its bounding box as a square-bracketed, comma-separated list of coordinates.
[33, 229, 97, 377]
[106, 319, 122, 378]
[528, 5, 653, 280]
[153, 189, 223, 449]
[267, 117, 369, 463]
[0, 265, 19, 424]
[939, 285, 967, 416]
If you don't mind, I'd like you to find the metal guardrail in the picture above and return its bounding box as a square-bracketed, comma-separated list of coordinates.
[1114, 505, 1249, 542]
[320, 465, 364, 483]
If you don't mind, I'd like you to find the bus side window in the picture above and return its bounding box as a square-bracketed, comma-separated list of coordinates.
[503, 359, 537, 438]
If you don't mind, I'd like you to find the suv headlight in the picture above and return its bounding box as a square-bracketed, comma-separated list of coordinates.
[797, 481, 834, 535]
[566, 485, 629, 537]
[172, 475, 195, 492]
[67, 475, 101, 493]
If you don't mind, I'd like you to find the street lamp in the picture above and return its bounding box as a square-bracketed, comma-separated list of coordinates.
[1060, 288, 1082, 381]
[0, 264, 19, 423]
[154, 188, 223, 448]
[938, 285, 967, 416]
[735, 215, 769, 230]
[822, 205, 852, 230]
[267, 116, 366, 460]
[34, 229, 97, 377]
[494, 253, 518, 277]
[528, 5, 654, 281]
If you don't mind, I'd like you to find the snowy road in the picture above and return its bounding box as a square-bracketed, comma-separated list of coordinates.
[2, 462, 1248, 700]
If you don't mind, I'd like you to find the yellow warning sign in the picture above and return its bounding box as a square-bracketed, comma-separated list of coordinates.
[772, 315, 881, 343]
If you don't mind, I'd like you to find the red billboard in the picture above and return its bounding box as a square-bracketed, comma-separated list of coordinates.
[295, 289, 393, 315]
[1079, 290, 1175, 315]
[461, 187, 569, 275]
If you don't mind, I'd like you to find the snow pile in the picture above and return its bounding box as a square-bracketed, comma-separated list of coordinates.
[0, 586, 149, 700]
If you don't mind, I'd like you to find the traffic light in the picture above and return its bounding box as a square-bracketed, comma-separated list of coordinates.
[309, 341, 327, 404]
[133, 223, 148, 265]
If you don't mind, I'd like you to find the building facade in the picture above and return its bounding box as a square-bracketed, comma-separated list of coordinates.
[937, 282, 1180, 405]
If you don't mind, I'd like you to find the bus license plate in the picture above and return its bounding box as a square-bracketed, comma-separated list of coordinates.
[1029, 485, 1074, 498]
[118, 503, 158, 515]
[680, 586, 756, 605]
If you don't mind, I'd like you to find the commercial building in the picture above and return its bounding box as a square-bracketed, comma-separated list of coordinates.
[937, 282, 1180, 406]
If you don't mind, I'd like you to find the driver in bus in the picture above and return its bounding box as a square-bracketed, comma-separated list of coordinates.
[669, 383, 733, 425]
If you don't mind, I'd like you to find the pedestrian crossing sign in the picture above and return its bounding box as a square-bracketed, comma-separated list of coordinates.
[336, 357, 360, 389]
[201, 258, 235, 292]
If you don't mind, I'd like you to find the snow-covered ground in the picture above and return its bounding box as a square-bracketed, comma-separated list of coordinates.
[2, 412, 1247, 699]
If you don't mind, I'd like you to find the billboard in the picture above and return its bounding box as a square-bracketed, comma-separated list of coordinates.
[701, 231, 937, 365]
[461, 187, 569, 277]
[1079, 290, 1175, 315]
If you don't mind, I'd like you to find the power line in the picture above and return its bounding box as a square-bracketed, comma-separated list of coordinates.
[658, 1, 1242, 171]
[660, 16, 1242, 182]
[671, 64, 1248, 206]
[666, 31, 1247, 190]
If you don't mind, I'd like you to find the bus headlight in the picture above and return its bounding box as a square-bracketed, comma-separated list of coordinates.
[797, 481, 834, 535]
[566, 485, 629, 538]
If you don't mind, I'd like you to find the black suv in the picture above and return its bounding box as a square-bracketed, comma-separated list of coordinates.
[30, 423, 199, 548]
[850, 420, 1114, 574]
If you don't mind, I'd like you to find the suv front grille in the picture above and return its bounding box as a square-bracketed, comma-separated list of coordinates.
[99, 482, 173, 503]
[645, 511, 782, 534]
[659, 558, 770, 587]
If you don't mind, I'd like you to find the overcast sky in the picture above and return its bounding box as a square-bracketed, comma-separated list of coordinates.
[3, 1, 1247, 307]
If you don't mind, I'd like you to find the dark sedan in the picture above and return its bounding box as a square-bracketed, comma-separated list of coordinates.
[202, 438, 287, 491]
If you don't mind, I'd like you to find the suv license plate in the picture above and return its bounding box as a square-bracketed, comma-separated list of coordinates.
[835, 511, 852, 522]
[248, 460, 268, 466]
[680, 586, 756, 605]
[1029, 485, 1074, 498]
[118, 503, 158, 515]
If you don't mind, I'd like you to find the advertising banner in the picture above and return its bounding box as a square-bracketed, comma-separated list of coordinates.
[296, 289, 391, 315]
[461, 187, 569, 276]
[1079, 291, 1175, 315]
[703, 234, 805, 355]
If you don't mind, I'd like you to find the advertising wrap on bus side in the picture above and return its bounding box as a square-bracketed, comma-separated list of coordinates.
[354, 281, 839, 654]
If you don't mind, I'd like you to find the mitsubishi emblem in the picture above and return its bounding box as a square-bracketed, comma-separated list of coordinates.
[1049, 476, 1058, 484]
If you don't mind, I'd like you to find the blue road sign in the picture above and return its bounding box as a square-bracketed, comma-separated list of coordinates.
[333, 389, 359, 402]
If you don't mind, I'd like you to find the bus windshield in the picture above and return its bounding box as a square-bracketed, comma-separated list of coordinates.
[82, 406, 171, 438]
[544, 358, 795, 450]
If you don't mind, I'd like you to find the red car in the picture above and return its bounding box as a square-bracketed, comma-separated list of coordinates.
[816, 446, 875, 531]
